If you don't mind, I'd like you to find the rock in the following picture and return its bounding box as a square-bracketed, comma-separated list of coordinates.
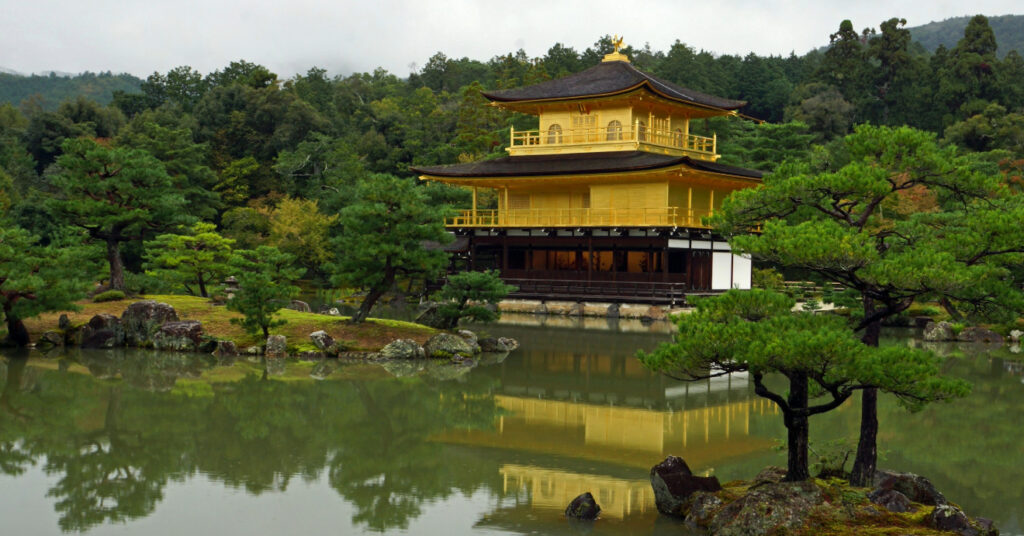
[643, 306, 667, 322]
[310, 330, 334, 352]
[245, 346, 262, 355]
[867, 489, 912, 513]
[265, 335, 287, 358]
[923, 321, 955, 342]
[873, 470, 946, 506]
[289, 300, 311, 313]
[498, 337, 519, 351]
[214, 340, 238, 356]
[197, 337, 218, 353]
[564, 492, 601, 520]
[753, 466, 787, 485]
[930, 504, 974, 535]
[297, 351, 323, 361]
[457, 330, 481, 353]
[38, 331, 64, 348]
[423, 332, 477, 358]
[957, 326, 1003, 344]
[606, 303, 620, 319]
[568, 302, 584, 316]
[1010, 329, 1023, 343]
[328, 307, 340, 316]
[709, 481, 824, 536]
[650, 456, 722, 517]
[310, 359, 335, 380]
[684, 491, 724, 528]
[479, 337, 512, 353]
[122, 300, 179, 347]
[58, 314, 70, 330]
[415, 302, 450, 329]
[81, 314, 126, 349]
[533, 302, 548, 315]
[152, 321, 203, 352]
[380, 339, 425, 360]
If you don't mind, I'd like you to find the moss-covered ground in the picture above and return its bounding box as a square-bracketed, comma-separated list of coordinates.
[21, 294, 436, 351]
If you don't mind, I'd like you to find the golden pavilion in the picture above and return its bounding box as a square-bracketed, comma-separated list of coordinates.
[413, 41, 763, 303]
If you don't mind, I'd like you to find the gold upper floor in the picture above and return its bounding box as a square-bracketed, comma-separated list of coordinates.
[503, 95, 724, 160]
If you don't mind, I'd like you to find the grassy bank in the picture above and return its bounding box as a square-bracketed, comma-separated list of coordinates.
[21, 294, 436, 351]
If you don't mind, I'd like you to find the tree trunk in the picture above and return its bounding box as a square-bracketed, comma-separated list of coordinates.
[3, 308, 30, 347]
[851, 297, 883, 486]
[198, 274, 208, 298]
[784, 372, 811, 481]
[351, 286, 386, 324]
[107, 238, 126, 291]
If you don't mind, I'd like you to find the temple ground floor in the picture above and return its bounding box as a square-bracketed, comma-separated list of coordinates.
[445, 227, 751, 305]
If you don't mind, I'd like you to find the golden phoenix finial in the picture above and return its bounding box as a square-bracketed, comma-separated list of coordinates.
[612, 35, 625, 53]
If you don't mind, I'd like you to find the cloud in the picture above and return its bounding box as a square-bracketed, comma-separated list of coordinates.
[1, 0, 1020, 78]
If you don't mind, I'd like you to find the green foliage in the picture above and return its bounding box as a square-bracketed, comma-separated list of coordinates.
[47, 137, 190, 290]
[0, 71, 142, 109]
[433, 270, 516, 329]
[751, 267, 786, 291]
[329, 174, 451, 323]
[92, 290, 126, 302]
[0, 225, 100, 345]
[263, 197, 338, 273]
[640, 289, 970, 479]
[143, 222, 235, 297]
[226, 246, 302, 338]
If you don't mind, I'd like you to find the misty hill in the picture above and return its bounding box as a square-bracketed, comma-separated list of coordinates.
[0, 71, 142, 110]
[908, 14, 1024, 57]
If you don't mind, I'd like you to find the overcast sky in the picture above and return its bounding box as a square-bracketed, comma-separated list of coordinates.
[2, 0, 1022, 79]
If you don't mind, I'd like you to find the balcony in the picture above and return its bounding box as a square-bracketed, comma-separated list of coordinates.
[508, 124, 717, 160]
[445, 207, 713, 229]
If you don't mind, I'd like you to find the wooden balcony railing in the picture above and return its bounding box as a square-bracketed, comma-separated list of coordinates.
[509, 123, 717, 159]
[446, 207, 714, 228]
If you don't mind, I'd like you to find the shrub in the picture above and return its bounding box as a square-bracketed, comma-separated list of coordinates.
[93, 290, 126, 302]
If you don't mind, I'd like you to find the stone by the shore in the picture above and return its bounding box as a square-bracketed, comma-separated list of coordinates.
[81, 314, 126, 349]
[479, 336, 519, 353]
[423, 332, 476, 358]
[309, 330, 334, 352]
[380, 339, 425, 360]
[957, 326, 1004, 344]
[564, 492, 601, 520]
[923, 321, 954, 342]
[1010, 329, 1023, 342]
[153, 321, 203, 352]
[38, 331, 64, 348]
[265, 335, 287, 358]
[289, 300, 311, 313]
[414, 302, 450, 329]
[709, 481, 824, 536]
[684, 491, 724, 527]
[122, 300, 179, 347]
[650, 456, 722, 517]
[867, 488, 912, 513]
[457, 330, 481, 353]
[873, 469, 946, 506]
[58, 314, 70, 330]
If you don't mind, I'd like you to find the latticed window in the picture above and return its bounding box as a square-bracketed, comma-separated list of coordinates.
[606, 120, 623, 141]
[637, 120, 647, 141]
[572, 115, 596, 142]
[547, 124, 562, 144]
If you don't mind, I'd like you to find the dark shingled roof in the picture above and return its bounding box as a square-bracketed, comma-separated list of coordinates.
[482, 60, 746, 110]
[413, 151, 763, 179]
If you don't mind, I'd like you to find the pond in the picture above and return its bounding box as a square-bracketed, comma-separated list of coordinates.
[0, 316, 1021, 535]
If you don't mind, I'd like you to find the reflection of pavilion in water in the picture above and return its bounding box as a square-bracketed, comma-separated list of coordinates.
[500, 464, 654, 520]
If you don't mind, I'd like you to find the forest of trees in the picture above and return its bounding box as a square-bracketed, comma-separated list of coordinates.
[2, 15, 1024, 335]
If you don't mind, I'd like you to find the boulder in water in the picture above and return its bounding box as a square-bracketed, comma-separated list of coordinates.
[122, 300, 179, 347]
[81, 314, 126, 349]
[564, 492, 601, 520]
[650, 456, 722, 517]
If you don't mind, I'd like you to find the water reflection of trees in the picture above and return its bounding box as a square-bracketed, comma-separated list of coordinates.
[0, 354, 502, 532]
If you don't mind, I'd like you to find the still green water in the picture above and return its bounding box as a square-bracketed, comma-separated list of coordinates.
[0, 316, 1021, 535]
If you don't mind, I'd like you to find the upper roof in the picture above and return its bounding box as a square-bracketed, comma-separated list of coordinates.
[412, 151, 763, 179]
[481, 60, 746, 111]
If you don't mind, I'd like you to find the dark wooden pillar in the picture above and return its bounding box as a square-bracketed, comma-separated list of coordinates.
[502, 233, 509, 273]
[662, 242, 669, 283]
[587, 235, 593, 282]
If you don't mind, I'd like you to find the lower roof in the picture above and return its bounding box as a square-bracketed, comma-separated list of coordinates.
[412, 151, 763, 180]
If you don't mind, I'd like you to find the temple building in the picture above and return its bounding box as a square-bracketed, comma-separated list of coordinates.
[413, 40, 763, 304]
